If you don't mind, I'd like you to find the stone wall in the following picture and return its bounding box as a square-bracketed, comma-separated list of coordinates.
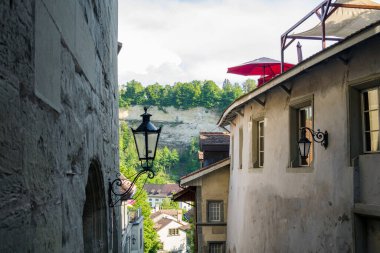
[0, 0, 119, 252]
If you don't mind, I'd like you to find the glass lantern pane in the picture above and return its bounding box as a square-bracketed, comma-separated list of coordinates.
[134, 133, 146, 159]
[147, 133, 159, 158]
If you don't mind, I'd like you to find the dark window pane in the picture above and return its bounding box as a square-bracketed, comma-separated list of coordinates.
[259, 152, 264, 167]
[365, 132, 372, 151]
[299, 110, 306, 127]
[260, 137, 264, 151]
[364, 111, 379, 131]
[363, 91, 369, 111]
[301, 157, 308, 166]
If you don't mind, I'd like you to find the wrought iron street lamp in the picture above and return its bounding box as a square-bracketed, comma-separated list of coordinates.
[298, 127, 328, 160]
[109, 107, 161, 207]
[131, 107, 161, 170]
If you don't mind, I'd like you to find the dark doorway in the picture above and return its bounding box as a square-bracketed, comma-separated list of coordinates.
[355, 214, 380, 253]
[83, 160, 108, 253]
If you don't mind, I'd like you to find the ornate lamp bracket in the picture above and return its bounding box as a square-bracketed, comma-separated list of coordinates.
[108, 168, 155, 208]
[301, 127, 328, 149]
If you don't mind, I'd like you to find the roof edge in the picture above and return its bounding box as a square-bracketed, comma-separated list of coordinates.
[217, 20, 380, 127]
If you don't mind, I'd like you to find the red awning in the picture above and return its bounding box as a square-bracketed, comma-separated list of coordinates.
[227, 57, 294, 76]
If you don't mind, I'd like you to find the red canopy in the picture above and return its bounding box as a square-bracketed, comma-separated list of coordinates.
[227, 57, 294, 76]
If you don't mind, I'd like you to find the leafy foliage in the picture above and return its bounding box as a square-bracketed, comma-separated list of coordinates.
[161, 197, 180, 209]
[119, 79, 256, 112]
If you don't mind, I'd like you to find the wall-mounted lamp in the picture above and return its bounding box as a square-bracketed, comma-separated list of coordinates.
[297, 127, 328, 160]
[109, 107, 161, 207]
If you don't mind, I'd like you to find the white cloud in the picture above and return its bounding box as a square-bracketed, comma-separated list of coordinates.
[117, 0, 341, 86]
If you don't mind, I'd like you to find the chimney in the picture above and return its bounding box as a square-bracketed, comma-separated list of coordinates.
[177, 209, 183, 222]
[297, 42, 303, 63]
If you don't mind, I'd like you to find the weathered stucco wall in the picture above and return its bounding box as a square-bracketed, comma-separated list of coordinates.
[120, 105, 224, 151]
[0, 0, 119, 252]
[200, 166, 229, 251]
[226, 34, 380, 252]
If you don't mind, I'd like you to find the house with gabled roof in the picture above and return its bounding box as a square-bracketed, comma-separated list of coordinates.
[151, 210, 189, 253]
[217, 2, 380, 252]
[144, 184, 191, 211]
[174, 155, 230, 253]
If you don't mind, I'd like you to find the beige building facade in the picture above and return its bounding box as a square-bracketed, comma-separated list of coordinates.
[177, 158, 230, 253]
[218, 23, 380, 252]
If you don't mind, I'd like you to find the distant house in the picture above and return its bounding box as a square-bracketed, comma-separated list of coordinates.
[174, 132, 230, 253]
[151, 209, 184, 224]
[175, 159, 230, 253]
[199, 132, 230, 167]
[151, 210, 189, 253]
[144, 184, 191, 210]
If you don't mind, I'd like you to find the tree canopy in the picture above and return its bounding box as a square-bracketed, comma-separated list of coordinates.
[119, 79, 256, 111]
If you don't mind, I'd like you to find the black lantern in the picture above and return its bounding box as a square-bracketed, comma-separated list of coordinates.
[297, 128, 312, 159]
[109, 107, 161, 207]
[297, 127, 328, 159]
[131, 107, 161, 169]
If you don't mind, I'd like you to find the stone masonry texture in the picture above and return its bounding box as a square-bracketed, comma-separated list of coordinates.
[0, 0, 119, 252]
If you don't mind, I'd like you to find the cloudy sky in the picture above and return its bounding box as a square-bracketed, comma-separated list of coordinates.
[117, 0, 331, 86]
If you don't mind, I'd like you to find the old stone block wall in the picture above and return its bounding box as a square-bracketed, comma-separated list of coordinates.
[0, 0, 119, 252]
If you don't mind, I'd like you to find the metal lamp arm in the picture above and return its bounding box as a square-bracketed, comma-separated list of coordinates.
[300, 127, 328, 149]
[109, 168, 155, 207]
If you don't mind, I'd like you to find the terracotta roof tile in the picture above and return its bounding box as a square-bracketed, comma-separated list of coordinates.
[199, 132, 230, 146]
[153, 218, 173, 231]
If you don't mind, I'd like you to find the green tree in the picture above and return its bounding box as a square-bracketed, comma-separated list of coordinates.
[122, 80, 146, 105]
[145, 83, 163, 106]
[242, 78, 257, 93]
[161, 197, 180, 209]
[172, 82, 201, 109]
[200, 80, 221, 108]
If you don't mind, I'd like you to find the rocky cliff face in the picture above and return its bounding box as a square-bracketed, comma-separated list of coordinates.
[119, 105, 226, 151]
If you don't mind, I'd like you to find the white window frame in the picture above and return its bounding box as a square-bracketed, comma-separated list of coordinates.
[208, 242, 225, 253]
[361, 87, 380, 153]
[207, 201, 223, 223]
[258, 120, 264, 168]
[239, 127, 243, 169]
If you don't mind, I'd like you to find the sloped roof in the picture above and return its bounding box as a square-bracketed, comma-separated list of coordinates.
[150, 209, 179, 220]
[172, 186, 196, 202]
[199, 132, 230, 146]
[180, 158, 230, 185]
[218, 21, 380, 127]
[154, 218, 173, 231]
[179, 224, 191, 231]
[144, 184, 182, 197]
[293, 0, 380, 38]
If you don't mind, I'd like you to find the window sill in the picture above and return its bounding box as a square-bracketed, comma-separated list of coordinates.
[248, 166, 264, 173]
[286, 166, 314, 173]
